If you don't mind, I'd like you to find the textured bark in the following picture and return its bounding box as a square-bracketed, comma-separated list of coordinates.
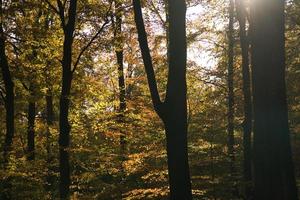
[133, 0, 192, 199]
[251, 0, 298, 199]
[235, 0, 253, 198]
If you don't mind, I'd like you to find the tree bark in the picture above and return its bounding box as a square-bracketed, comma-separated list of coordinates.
[235, 0, 253, 198]
[133, 0, 192, 199]
[250, 0, 298, 199]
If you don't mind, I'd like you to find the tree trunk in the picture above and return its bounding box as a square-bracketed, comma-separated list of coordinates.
[58, 1, 77, 198]
[46, 89, 54, 155]
[59, 40, 73, 199]
[250, 0, 298, 199]
[45, 88, 55, 195]
[114, 1, 126, 198]
[164, 1, 191, 199]
[27, 92, 36, 161]
[133, 0, 192, 199]
[0, 1, 14, 199]
[114, 0, 126, 163]
[59, 75, 72, 200]
[227, 0, 236, 184]
[235, 0, 253, 198]
[0, 0, 14, 162]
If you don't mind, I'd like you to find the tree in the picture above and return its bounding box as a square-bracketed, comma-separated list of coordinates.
[113, 0, 126, 168]
[227, 0, 235, 181]
[235, 0, 252, 197]
[0, 0, 14, 163]
[250, 0, 298, 199]
[133, 0, 192, 199]
[44, 0, 111, 198]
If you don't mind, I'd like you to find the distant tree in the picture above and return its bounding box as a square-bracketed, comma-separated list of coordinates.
[227, 0, 235, 182]
[250, 0, 298, 199]
[235, 0, 252, 197]
[133, 0, 192, 199]
[113, 0, 126, 166]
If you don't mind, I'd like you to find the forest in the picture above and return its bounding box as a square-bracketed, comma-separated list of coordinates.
[0, 0, 300, 199]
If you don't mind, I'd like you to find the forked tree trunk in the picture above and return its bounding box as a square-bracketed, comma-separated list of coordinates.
[133, 0, 192, 199]
[57, 1, 77, 199]
[250, 0, 298, 199]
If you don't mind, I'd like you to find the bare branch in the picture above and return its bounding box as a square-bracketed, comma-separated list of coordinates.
[149, 0, 166, 29]
[0, 90, 5, 102]
[72, 2, 113, 73]
[43, 0, 60, 14]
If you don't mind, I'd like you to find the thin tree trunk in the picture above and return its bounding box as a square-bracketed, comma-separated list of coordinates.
[27, 90, 36, 161]
[57, 1, 77, 199]
[227, 0, 236, 182]
[0, 0, 14, 163]
[250, 0, 298, 199]
[133, 0, 192, 199]
[46, 89, 54, 154]
[0, 1, 14, 199]
[114, 0, 126, 164]
[114, 1, 126, 198]
[45, 88, 55, 195]
[235, 0, 253, 198]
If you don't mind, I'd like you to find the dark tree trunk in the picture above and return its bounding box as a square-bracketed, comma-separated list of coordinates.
[0, 1, 14, 199]
[164, 1, 191, 199]
[133, 0, 192, 199]
[0, 0, 14, 162]
[59, 73, 72, 200]
[46, 90, 54, 126]
[45, 88, 55, 194]
[114, 0, 126, 160]
[46, 89, 54, 155]
[235, 0, 253, 197]
[114, 2, 126, 198]
[57, 1, 77, 199]
[250, 0, 298, 199]
[27, 92, 36, 161]
[227, 0, 236, 180]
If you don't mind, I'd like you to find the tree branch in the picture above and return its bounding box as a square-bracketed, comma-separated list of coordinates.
[0, 84, 6, 101]
[72, 2, 113, 73]
[57, 0, 66, 30]
[149, 0, 166, 29]
[43, 0, 60, 15]
[133, 0, 164, 117]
